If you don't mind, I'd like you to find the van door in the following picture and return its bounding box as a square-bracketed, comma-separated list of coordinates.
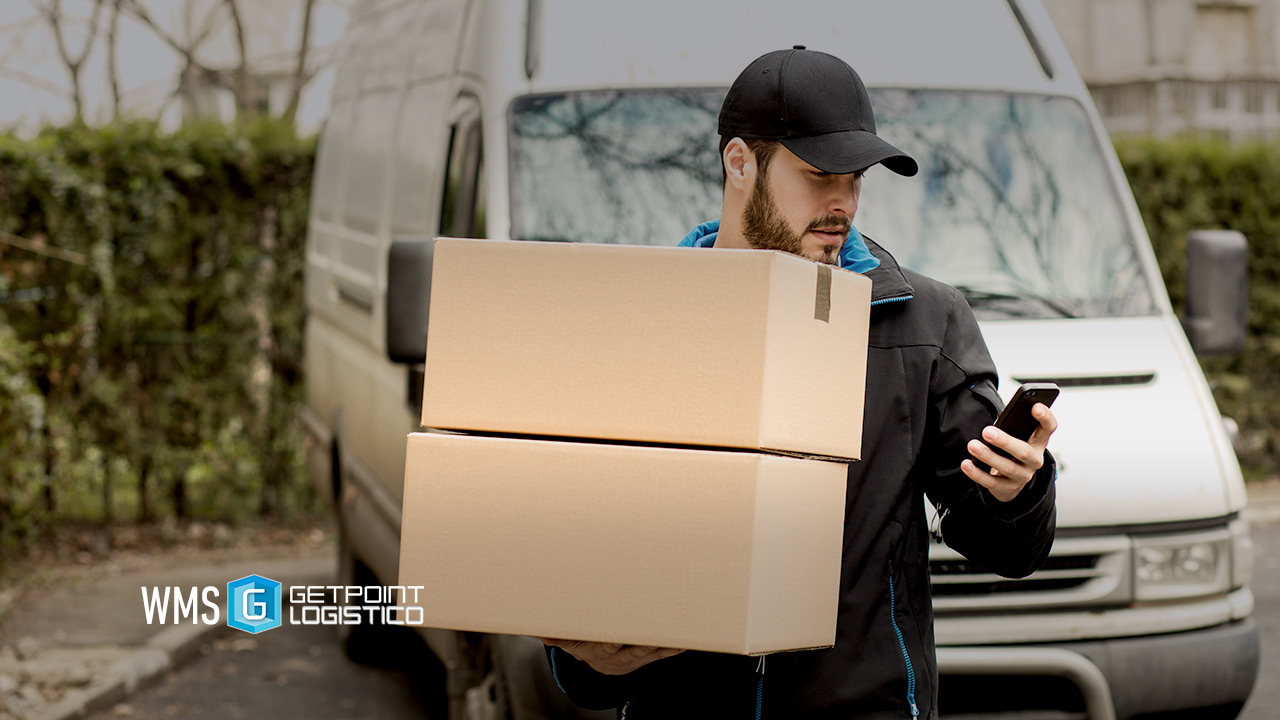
[441, 94, 486, 240]
[385, 92, 486, 388]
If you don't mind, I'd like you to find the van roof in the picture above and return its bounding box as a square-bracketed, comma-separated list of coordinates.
[527, 0, 1082, 97]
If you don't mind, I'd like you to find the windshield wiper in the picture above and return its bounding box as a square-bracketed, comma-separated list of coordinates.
[954, 286, 1079, 319]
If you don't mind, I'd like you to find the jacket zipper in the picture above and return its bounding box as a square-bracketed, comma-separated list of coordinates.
[871, 294, 913, 307]
[888, 570, 920, 719]
[755, 655, 767, 720]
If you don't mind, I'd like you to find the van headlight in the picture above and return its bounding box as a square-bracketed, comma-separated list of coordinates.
[1230, 518, 1254, 589]
[1132, 529, 1232, 602]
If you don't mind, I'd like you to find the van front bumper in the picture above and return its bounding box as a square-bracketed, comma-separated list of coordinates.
[937, 616, 1260, 720]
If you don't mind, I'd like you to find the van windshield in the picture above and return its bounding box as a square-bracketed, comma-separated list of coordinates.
[508, 89, 1157, 319]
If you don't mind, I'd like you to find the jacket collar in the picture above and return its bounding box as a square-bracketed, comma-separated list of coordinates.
[861, 236, 915, 306]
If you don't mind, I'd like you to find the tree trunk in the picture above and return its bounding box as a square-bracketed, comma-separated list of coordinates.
[138, 452, 152, 522]
[251, 206, 278, 516]
[172, 475, 185, 519]
[39, 417, 55, 513]
[69, 73, 83, 123]
[172, 235, 202, 520]
[102, 458, 113, 522]
[34, 303, 56, 514]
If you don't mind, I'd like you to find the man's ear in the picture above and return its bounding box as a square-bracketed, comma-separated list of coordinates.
[723, 137, 755, 191]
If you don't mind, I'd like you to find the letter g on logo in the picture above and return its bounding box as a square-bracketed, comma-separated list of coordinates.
[227, 575, 282, 634]
[243, 588, 267, 620]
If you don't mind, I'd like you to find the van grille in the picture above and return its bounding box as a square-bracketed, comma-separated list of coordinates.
[932, 554, 1099, 576]
[930, 537, 1130, 612]
[932, 555, 1101, 597]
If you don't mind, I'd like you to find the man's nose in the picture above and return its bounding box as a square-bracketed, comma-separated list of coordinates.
[828, 177, 860, 215]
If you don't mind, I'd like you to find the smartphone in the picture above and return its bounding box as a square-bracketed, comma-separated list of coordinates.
[973, 382, 1060, 473]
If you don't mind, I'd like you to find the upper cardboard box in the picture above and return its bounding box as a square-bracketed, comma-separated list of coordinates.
[422, 238, 871, 460]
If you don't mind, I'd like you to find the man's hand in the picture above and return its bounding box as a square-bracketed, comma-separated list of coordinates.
[961, 403, 1058, 502]
[542, 638, 684, 676]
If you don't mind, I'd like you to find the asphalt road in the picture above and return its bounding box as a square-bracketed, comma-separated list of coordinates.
[89, 516, 1280, 720]
[1239, 516, 1280, 720]
[87, 619, 446, 720]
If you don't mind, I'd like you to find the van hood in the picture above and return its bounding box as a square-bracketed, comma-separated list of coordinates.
[978, 317, 1245, 528]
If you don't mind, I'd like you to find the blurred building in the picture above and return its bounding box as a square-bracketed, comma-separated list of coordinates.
[1044, 0, 1280, 139]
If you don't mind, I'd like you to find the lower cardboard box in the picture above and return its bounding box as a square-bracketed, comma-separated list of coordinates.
[397, 431, 848, 655]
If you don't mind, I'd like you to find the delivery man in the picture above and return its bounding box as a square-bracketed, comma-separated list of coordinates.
[543, 46, 1059, 719]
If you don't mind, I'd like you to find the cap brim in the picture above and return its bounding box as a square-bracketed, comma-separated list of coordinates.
[782, 130, 919, 177]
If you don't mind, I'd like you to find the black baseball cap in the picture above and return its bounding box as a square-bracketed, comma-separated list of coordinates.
[719, 46, 918, 177]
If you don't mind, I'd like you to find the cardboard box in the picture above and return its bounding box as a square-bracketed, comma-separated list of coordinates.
[397, 431, 847, 654]
[422, 238, 871, 461]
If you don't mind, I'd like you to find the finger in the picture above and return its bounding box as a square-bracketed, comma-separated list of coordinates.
[978, 427, 1041, 470]
[614, 646, 685, 672]
[968, 443, 1037, 493]
[961, 458, 999, 488]
[643, 647, 686, 663]
[1027, 403, 1058, 449]
[554, 640, 625, 663]
[617, 644, 665, 664]
[968, 437, 1035, 479]
[583, 645, 678, 675]
[962, 459, 1029, 503]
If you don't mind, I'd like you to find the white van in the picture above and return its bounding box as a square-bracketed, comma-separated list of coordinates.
[301, 1, 1260, 718]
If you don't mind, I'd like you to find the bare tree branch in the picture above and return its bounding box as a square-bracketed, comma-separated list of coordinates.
[118, 0, 198, 68]
[42, 1, 78, 116]
[79, 0, 105, 65]
[0, 66, 70, 98]
[107, 0, 121, 119]
[118, 0, 238, 114]
[0, 16, 45, 53]
[224, 0, 251, 116]
[33, 0, 106, 120]
[34, 0, 342, 126]
[0, 230, 89, 266]
[283, 0, 316, 124]
[189, 0, 226, 50]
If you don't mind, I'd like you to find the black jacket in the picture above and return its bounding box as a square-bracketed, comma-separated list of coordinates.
[547, 238, 1057, 719]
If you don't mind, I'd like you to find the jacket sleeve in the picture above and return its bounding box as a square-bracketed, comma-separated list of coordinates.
[920, 289, 1057, 579]
[543, 645, 632, 711]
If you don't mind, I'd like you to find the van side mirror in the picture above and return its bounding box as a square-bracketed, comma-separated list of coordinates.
[386, 236, 434, 364]
[1181, 230, 1247, 356]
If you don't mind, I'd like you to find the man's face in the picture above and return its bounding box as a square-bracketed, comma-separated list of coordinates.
[741, 146, 864, 266]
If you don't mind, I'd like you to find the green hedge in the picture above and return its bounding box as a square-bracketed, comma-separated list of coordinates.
[1116, 136, 1280, 480]
[1, 124, 1276, 555]
[0, 120, 315, 553]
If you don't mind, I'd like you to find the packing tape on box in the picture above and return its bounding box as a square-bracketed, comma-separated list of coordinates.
[815, 264, 832, 322]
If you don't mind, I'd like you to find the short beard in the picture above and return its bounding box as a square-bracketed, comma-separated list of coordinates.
[740, 169, 847, 266]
